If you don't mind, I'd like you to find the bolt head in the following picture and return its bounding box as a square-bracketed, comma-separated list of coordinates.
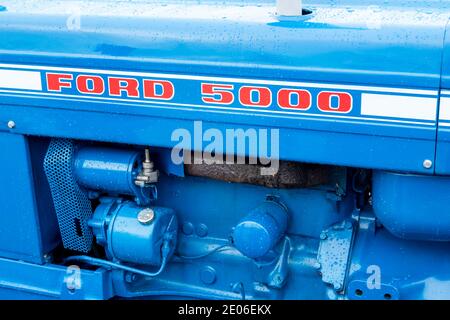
[200, 266, 217, 285]
[333, 283, 342, 291]
[7, 120, 15, 129]
[423, 159, 433, 169]
[137, 208, 155, 225]
[125, 273, 137, 283]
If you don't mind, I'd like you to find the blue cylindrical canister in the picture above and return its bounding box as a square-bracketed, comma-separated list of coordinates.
[233, 201, 288, 259]
[74, 146, 141, 195]
[105, 202, 177, 265]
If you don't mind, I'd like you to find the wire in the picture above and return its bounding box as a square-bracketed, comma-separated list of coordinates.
[176, 244, 232, 260]
[65, 255, 168, 278]
[65, 239, 172, 277]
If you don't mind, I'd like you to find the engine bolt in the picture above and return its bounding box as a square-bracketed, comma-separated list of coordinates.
[7, 120, 15, 129]
[137, 208, 155, 225]
[125, 272, 137, 283]
[423, 159, 433, 169]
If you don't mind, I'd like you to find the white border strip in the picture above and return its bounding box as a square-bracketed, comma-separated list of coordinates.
[0, 89, 436, 127]
[0, 69, 42, 90]
[439, 97, 450, 121]
[0, 63, 438, 96]
[361, 93, 437, 121]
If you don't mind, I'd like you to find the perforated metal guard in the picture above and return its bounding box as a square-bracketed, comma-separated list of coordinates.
[44, 139, 93, 252]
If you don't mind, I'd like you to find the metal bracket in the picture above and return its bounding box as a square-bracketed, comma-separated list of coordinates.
[317, 220, 355, 292]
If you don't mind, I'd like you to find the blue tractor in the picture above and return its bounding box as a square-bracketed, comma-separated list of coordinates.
[0, 0, 450, 300]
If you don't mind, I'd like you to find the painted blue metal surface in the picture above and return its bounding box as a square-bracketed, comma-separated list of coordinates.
[74, 146, 142, 197]
[347, 214, 450, 300]
[0, 256, 114, 299]
[0, 0, 448, 173]
[0, 132, 59, 264]
[372, 171, 450, 241]
[0, 0, 450, 301]
[233, 200, 289, 259]
[90, 199, 178, 266]
[0, 0, 448, 88]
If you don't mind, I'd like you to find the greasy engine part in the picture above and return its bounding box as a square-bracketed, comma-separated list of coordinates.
[185, 156, 330, 188]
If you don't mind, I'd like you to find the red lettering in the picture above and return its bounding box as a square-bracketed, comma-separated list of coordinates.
[201, 83, 234, 105]
[239, 86, 271, 107]
[46, 73, 73, 92]
[278, 89, 311, 110]
[317, 91, 353, 113]
[108, 77, 139, 97]
[143, 79, 174, 100]
[76, 75, 104, 95]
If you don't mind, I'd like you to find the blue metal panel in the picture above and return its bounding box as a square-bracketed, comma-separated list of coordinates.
[0, 104, 439, 173]
[0, 257, 114, 299]
[154, 174, 352, 239]
[0, 0, 447, 173]
[0, 132, 57, 263]
[372, 171, 450, 241]
[0, 0, 448, 88]
[348, 221, 450, 300]
[435, 18, 450, 174]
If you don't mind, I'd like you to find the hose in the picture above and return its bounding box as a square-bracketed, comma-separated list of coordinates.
[176, 244, 232, 260]
[65, 240, 171, 278]
[65, 255, 168, 278]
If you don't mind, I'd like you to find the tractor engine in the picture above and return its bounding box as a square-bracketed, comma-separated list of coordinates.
[0, 0, 450, 300]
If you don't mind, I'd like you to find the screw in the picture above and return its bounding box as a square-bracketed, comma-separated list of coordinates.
[7, 120, 15, 129]
[137, 208, 155, 225]
[423, 159, 433, 169]
[334, 283, 342, 291]
[200, 266, 217, 285]
[196, 224, 208, 238]
[125, 272, 137, 283]
[273, 274, 283, 286]
[320, 232, 328, 240]
[182, 222, 194, 235]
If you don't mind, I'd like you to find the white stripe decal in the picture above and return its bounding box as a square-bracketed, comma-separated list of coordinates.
[361, 93, 437, 121]
[0, 90, 436, 126]
[439, 97, 450, 121]
[0, 63, 438, 96]
[0, 64, 440, 126]
[0, 69, 42, 91]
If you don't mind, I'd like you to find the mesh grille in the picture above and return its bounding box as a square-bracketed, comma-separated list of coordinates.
[44, 139, 93, 252]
